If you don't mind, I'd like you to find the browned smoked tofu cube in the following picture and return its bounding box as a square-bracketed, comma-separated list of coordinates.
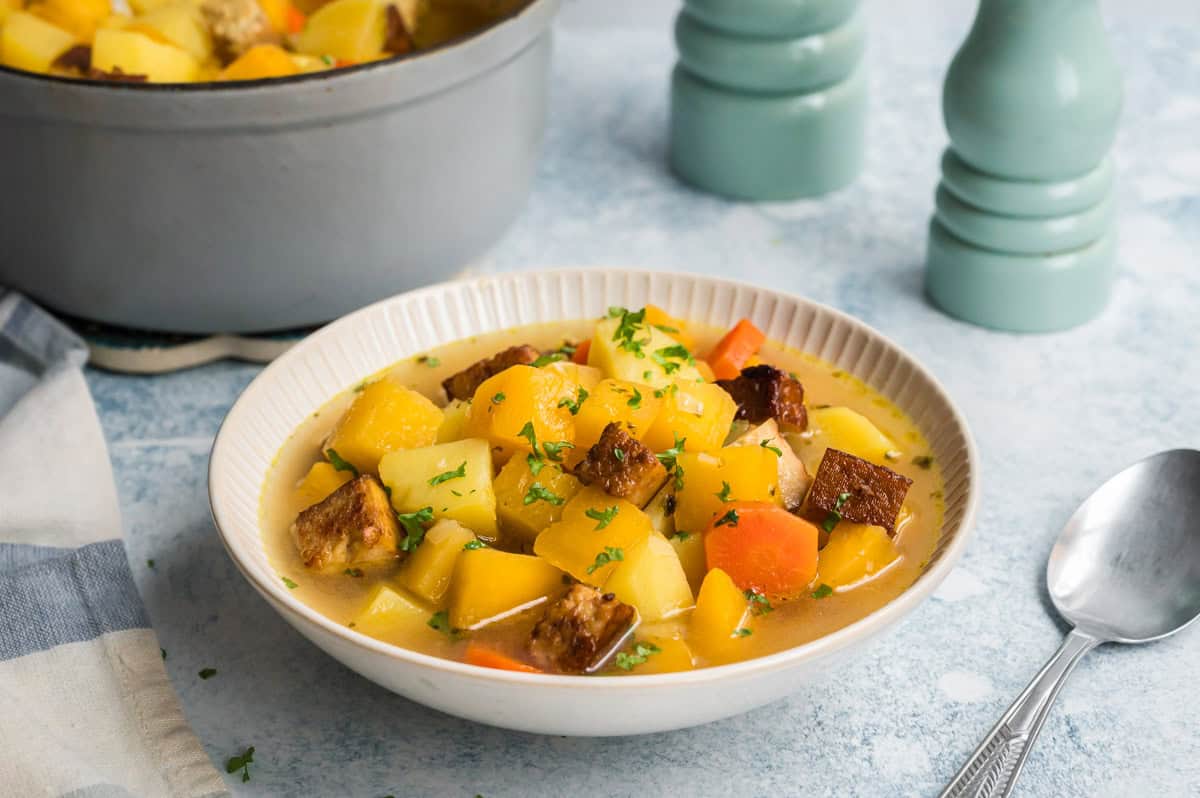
[527, 584, 636, 673]
[574, 422, 668, 507]
[441, 344, 541, 401]
[290, 475, 400, 571]
[716, 365, 807, 429]
[806, 448, 912, 534]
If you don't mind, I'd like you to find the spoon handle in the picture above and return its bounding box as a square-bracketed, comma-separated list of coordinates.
[939, 628, 1100, 798]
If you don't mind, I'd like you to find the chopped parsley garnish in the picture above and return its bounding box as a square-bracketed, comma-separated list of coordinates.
[519, 421, 546, 475]
[652, 344, 694, 375]
[811, 583, 834, 599]
[320, 53, 335, 65]
[397, 506, 435, 552]
[225, 746, 255, 783]
[427, 610, 460, 638]
[612, 447, 625, 462]
[627, 387, 642, 409]
[524, 482, 564, 506]
[643, 370, 653, 381]
[912, 455, 935, 469]
[585, 546, 624, 574]
[653, 323, 680, 334]
[715, 481, 733, 502]
[343, 568, 364, 578]
[417, 355, 440, 368]
[147, 559, 155, 569]
[653, 383, 678, 399]
[674, 531, 691, 542]
[518, 421, 538, 449]
[655, 434, 687, 491]
[429, 461, 467, 486]
[450, 489, 462, 497]
[491, 392, 506, 405]
[325, 448, 358, 477]
[610, 307, 649, 358]
[733, 628, 753, 638]
[198, 667, 217, 680]
[542, 440, 575, 462]
[463, 539, 485, 551]
[614, 640, 662, 671]
[760, 439, 783, 457]
[557, 341, 578, 357]
[714, 509, 739, 527]
[558, 386, 588, 415]
[531, 352, 567, 368]
[745, 589, 774, 615]
[821, 492, 852, 535]
[281, 576, 298, 589]
[585, 505, 619, 530]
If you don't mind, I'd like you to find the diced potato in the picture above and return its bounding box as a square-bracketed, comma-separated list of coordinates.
[352, 584, 443, 645]
[643, 482, 675, 538]
[436, 398, 471, 443]
[294, 0, 386, 62]
[1, 11, 76, 73]
[616, 635, 694, 675]
[378, 438, 497, 538]
[588, 315, 704, 389]
[689, 567, 751, 661]
[135, 2, 212, 60]
[493, 457, 582, 545]
[219, 42, 298, 79]
[31, 0, 109, 39]
[396, 519, 476, 605]
[806, 406, 898, 467]
[545, 361, 604, 393]
[92, 27, 201, 82]
[324, 376, 443, 474]
[567, 378, 663, 466]
[464, 365, 574, 464]
[728, 419, 810, 509]
[816, 522, 899, 589]
[293, 461, 354, 509]
[533, 487, 653, 584]
[642, 382, 737, 454]
[673, 446, 780, 534]
[642, 304, 697, 351]
[447, 547, 563, 630]
[669, 531, 707, 595]
[603, 534, 693, 622]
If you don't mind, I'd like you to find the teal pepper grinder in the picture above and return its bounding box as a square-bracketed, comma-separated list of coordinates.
[669, 0, 867, 200]
[924, 0, 1123, 332]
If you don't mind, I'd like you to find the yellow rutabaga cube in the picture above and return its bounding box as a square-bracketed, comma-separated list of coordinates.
[728, 419, 811, 509]
[669, 531, 707, 595]
[396, 519, 477, 605]
[447, 548, 563, 630]
[378, 438, 498, 538]
[567, 378, 663, 466]
[588, 311, 704, 389]
[673, 445, 780, 534]
[436, 399, 472, 443]
[642, 305, 697, 351]
[31, 0, 108, 39]
[603, 534, 694, 622]
[294, 0, 387, 62]
[464, 365, 574, 464]
[1, 12, 76, 73]
[352, 584, 443, 645]
[689, 567, 752, 662]
[642, 382, 736, 454]
[816, 522, 899, 589]
[614, 635, 694, 675]
[806, 406, 898, 467]
[293, 461, 354, 509]
[91, 28, 201, 82]
[493, 457, 582, 545]
[545, 361, 604, 393]
[324, 377, 443, 474]
[533, 487, 653, 585]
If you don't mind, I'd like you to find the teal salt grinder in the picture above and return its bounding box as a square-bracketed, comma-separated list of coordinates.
[925, 0, 1123, 332]
[669, 0, 867, 200]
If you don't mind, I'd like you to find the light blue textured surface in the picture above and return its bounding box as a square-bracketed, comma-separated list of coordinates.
[86, 1, 1200, 795]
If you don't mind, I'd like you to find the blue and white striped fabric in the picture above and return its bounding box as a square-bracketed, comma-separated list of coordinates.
[0, 292, 227, 798]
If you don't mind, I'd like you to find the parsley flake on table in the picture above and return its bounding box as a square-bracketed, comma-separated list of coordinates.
[627, 387, 642, 409]
[324, 448, 358, 477]
[198, 667, 217, 680]
[745, 589, 774, 615]
[225, 746, 255, 783]
[821, 492, 852, 534]
[160, 648, 167, 660]
[811, 583, 834, 599]
[429, 461, 467, 486]
[343, 568, 364, 578]
[615, 640, 662, 671]
[396, 506, 435, 552]
[760, 439, 783, 457]
[524, 482, 564, 506]
[558, 386, 588, 415]
[715, 481, 733, 502]
[585, 505, 619, 530]
[491, 392, 506, 405]
[714, 509, 739, 527]
[733, 628, 753, 638]
[146, 559, 155, 568]
[586, 546, 624, 574]
[281, 576, 298, 589]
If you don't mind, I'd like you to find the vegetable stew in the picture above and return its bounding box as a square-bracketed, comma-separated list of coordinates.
[261, 308, 944, 675]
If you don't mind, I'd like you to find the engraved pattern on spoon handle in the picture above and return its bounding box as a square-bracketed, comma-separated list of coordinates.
[940, 629, 1100, 798]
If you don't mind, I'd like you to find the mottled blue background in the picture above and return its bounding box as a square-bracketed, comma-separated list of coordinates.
[87, 1, 1200, 795]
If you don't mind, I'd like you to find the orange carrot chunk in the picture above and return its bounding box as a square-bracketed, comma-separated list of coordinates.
[571, 339, 591, 365]
[465, 643, 542, 673]
[707, 319, 765, 381]
[286, 5, 307, 34]
[704, 502, 819, 598]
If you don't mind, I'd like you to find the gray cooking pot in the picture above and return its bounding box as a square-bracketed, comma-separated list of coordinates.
[0, 0, 558, 333]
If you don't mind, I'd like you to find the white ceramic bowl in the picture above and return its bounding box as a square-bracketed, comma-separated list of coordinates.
[209, 268, 979, 736]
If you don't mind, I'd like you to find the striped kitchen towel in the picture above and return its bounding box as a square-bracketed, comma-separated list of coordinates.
[0, 292, 227, 798]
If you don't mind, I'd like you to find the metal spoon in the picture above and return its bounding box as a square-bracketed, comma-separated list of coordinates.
[940, 449, 1200, 798]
